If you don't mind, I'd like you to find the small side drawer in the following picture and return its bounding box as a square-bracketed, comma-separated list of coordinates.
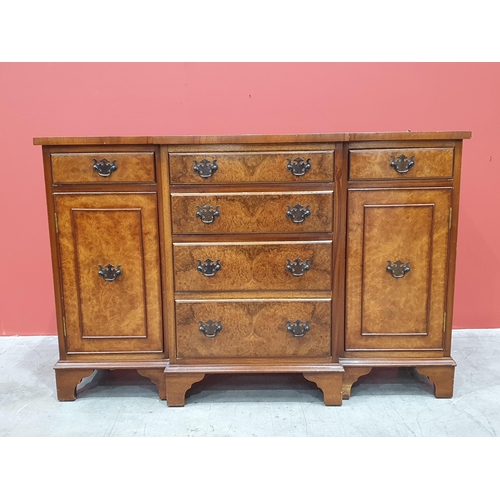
[169, 151, 334, 184]
[349, 148, 454, 180]
[173, 241, 332, 292]
[171, 191, 333, 234]
[176, 299, 331, 358]
[51, 152, 156, 184]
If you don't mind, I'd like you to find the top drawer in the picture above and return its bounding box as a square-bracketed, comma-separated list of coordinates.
[169, 151, 334, 184]
[51, 152, 156, 184]
[349, 148, 454, 180]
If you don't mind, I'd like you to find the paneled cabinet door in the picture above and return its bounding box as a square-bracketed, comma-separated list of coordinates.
[54, 193, 163, 354]
[345, 188, 452, 352]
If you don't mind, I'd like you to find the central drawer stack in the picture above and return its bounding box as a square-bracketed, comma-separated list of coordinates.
[164, 144, 341, 405]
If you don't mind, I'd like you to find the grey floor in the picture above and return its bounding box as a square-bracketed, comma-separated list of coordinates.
[1, 330, 499, 437]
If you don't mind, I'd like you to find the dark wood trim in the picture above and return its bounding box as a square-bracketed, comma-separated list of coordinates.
[444, 140, 463, 356]
[160, 146, 178, 364]
[42, 146, 67, 360]
[34, 131, 472, 146]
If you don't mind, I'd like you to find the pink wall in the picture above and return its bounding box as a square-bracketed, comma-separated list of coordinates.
[0, 62, 498, 335]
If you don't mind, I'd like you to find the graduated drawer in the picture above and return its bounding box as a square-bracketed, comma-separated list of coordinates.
[51, 152, 156, 184]
[169, 151, 334, 184]
[171, 191, 333, 234]
[176, 299, 332, 358]
[349, 148, 454, 180]
[173, 241, 332, 292]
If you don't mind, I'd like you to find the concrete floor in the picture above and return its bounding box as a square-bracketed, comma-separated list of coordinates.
[1, 329, 499, 437]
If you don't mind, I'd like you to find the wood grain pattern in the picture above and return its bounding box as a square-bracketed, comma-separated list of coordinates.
[136, 368, 167, 399]
[165, 373, 206, 407]
[36, 132, 470, 403]
[55, 193, 163, 353]
[175, 299, 331, 358]
[171, 191, 333, 234]
[303, 372, 343, 405]
[345, 188, 452, 351]
[169, 151, 334, 184]
[342, 366, 373, 399]
[414, 366, 455, 397]
[54, 368, 95, 401]
[51, 152, 156, 184]
[173, 241, 332, 292]
[33, 131, 472, 146]
[349, 148, 454, 180]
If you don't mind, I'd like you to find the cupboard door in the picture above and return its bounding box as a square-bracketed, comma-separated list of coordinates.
[54, 193, 163, 353]
[345, 188, 452, 351]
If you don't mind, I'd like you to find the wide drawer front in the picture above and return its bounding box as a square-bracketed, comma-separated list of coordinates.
[176, 299, 332, 358]
[171, 191, 333, 234]
[51, 152, 156, 184]
[349, 148, 454, 180]
[173, 241, 332, 291]
[169, 151, 334, 184]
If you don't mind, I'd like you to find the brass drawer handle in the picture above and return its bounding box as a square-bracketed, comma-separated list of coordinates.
[199, 320, 222, 338]
[93, 158, 118, 177]
[287, 157, 311, 177]
[286, 320, 310, 337]
[193, 159, 218, 178]
[390, 154, 415, 174]
[197, 258, 221, 277]
[98, 264, 122, 281]
[196, 204, 220, 224]
[286, 203, 311, 223]
[386, 260, 410, 278]
[286, 258, 311, 277]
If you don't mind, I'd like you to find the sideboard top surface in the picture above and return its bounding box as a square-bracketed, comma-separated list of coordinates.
[33, 131, 472, 146]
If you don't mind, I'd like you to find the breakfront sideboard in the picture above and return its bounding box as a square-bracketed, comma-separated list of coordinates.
[34, 131, 471, 406]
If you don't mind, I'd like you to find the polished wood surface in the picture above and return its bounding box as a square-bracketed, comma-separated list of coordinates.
[171, 191, 333, 234]
[55, 193, 163, 353]
[169, 151, 334, 184]
[345, 188, 451, 351]
[173, 241, 332, 292]
[54, 368, 95, 401]
[414, 366, 455, 397]
[175, 299, 331, 358]
[303, 372, 343, 406]
[349, 148, 454, 180]
[34, 131, 472, 146]
[51, 152, 156, 184]
[37, 131, 470, 404]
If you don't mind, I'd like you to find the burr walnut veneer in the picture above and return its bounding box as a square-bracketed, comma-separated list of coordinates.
[34, 131, 471, 406]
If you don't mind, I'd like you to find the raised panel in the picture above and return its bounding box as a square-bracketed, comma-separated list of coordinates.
[55, 193, 163, 353]
[176, 299, 331, 358]
[171, 191, 333, 234]
[345, 188, 451, 351]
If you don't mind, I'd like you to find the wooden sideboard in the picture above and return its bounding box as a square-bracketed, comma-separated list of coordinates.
[34, 131, 471, 406]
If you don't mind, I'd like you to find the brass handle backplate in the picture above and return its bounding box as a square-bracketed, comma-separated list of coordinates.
[196, 204, 220, 224]
[286, 157, 311, 177]
[197, 258, 221, 277]
[286, 258, 311, 277]
[98, 264, 122, 281]
[390, 154, 415, 174]
[93, 158, 118, 177]
[193, 159, 218, 178]
[286, 204, 311, 223]
[286, 320, 310, 337]
[386, 260, 410, 278]
[199, 320, 222, 338]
